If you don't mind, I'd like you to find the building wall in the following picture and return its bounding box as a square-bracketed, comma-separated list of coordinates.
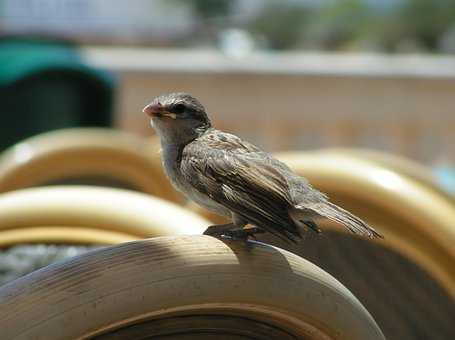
[83, 48, 455, 165]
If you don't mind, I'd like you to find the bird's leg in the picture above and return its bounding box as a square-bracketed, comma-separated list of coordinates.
[203, 214, 265, 241]
[203, 223, 235, 236]
[222, 213, 265, 241]
[203, 213, 247, 238]
[225, 226, 265, 240]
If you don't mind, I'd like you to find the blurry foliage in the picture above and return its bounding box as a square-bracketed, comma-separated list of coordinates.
[251, 0, 455, 52]
[2, 0, 454, 53]
[246, 0, 455, 52]
[187, 0, 232, 19]
[396, 0, 455, 51]
[184, 0, 455, 53]
[174, 0, 232, 20]
[247, 4, 310, 50]
[173, 0, 233, 46]
[301, 0, 372, 51]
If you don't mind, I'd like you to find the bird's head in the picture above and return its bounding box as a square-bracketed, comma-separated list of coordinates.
[143, 93, 211, 144]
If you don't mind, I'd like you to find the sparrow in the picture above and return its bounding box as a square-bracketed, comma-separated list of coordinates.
[143, 92, 382, 242]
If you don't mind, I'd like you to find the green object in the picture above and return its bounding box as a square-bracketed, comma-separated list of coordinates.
[0, 38, 114, 151]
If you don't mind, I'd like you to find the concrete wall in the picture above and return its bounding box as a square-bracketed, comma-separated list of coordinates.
[83, 48, 455, 164]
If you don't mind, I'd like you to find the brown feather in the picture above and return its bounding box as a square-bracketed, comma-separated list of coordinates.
[181, 128, 382, 242]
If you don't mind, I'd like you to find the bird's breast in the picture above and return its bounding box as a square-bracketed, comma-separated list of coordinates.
[160, 144, 230, 217]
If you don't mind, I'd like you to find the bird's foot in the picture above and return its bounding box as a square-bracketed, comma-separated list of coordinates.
[225, 227, 265, 241]
[203, 223, 235, 237]
[203, 224, 265, 241]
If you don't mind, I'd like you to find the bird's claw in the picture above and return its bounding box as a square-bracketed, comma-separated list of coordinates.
[203, 224, 265, 241]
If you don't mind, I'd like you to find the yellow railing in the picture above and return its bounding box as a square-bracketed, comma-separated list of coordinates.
[276, 150, 455, 299]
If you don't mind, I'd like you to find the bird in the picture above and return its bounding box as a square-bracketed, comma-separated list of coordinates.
[143, 92, 382, 242]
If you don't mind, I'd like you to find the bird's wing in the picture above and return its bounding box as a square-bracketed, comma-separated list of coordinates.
[181, 131, 301, 241]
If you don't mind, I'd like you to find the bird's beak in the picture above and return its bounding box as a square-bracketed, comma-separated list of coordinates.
[143, 103, 177, 119]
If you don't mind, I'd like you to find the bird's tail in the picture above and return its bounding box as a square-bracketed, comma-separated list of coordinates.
[293, 202, 383, 239]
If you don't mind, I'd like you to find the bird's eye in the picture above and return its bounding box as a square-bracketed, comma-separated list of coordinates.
[172, 103, 186, 114]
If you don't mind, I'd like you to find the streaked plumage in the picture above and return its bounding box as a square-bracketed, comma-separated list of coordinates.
[144, 92, 382, 242]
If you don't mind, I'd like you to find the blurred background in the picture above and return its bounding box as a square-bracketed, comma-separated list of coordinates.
[0, 1, 455, 340]
[1, 0, 455, 192]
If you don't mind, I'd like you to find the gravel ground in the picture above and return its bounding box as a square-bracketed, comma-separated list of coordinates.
[0, 244, 100, 286]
